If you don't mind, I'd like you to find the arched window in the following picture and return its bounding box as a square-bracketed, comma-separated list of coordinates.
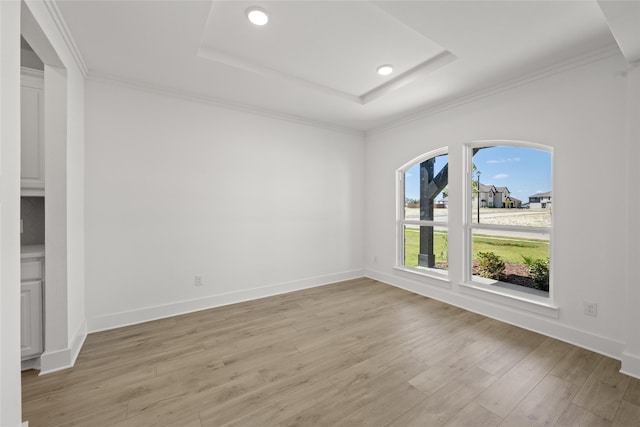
[397, 148, 449, 277]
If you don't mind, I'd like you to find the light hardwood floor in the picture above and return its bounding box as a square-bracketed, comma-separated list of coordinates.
[22, 278, 640, 426]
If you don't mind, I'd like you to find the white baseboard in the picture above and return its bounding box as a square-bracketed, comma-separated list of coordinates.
[21, 358, 40, 371]
[38, 320, 88, 375]
[39, 348, 72, 375]
[70, 319, 87, 366]
[365, 268, 625, 362]
[88, 269, 364, 333]
[621, 352, 640, 379]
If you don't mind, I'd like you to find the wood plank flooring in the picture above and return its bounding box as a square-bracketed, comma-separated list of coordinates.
[22, 278, 640, 426]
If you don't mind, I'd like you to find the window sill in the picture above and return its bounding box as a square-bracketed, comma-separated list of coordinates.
[393, 265, 452, 289]
[460, 278, 558, 318]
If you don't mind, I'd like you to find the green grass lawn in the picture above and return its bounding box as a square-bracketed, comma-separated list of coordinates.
[403, 228, 549, 267]
[403, 228, 449, 267]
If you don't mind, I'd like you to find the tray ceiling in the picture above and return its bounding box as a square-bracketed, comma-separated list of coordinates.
[198, 1, 456, 104]
[54, 1, 618, 131]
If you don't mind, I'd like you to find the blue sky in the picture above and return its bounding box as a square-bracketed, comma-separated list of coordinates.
[404, 146, 552, 202]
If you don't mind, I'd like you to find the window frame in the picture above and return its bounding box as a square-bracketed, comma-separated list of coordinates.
[462, 140, 557, 317]
[395, 147, 450, 284]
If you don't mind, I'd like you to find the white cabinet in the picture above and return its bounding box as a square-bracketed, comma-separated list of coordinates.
[21, 70, 45, 196]
[20, 251, 44, 360]
[21, 280, 43, 359]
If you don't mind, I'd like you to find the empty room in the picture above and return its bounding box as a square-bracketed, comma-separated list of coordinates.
[1, 0, 640, 426]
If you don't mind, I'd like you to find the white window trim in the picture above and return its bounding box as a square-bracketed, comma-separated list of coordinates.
[463, 140, 556, 315]
[459, 281, 558, 318]
[393, 265, 451, 288]
[396, 147, 450, 282]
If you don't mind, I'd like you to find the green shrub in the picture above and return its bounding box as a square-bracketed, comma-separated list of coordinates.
[522, 256, 550, 291]
[477, 252, 505, 280]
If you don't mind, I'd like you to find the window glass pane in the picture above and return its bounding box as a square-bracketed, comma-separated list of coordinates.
[471, 146, 551, 226]
[404, 154, 448, 222]
[471, 228, 550, 292]
[404, 225, 448, 272]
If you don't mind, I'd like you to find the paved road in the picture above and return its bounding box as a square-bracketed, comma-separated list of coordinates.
[404, 208, 551, 241]
[472, 228, 550, 241]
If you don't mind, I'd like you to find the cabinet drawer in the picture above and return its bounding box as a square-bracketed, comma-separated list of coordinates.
[21, 259, 43, 281]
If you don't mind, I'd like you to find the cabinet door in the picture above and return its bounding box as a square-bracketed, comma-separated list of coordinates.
[21, 280, 43, 360]
[20, 83, 45, 192]
[21, 259, 43, 281]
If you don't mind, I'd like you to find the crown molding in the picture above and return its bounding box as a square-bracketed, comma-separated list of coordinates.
[366, 43, 622, 137]
[21, 66, 44, 80]
[83, 42, 619, 139]
[44, 0, 88, 77]
[87, 72, 365, 138]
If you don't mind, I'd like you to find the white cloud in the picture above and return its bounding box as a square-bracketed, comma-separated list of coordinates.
[486, 157, 521, 164]
[493, 174, 509, 179]
[405, 172, 413, 177]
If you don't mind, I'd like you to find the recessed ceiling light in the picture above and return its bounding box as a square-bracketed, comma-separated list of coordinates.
[377, 65, 393, 76]
[247, 7, 269, 26]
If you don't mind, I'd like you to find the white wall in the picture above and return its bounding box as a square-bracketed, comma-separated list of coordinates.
[84, 80, 365, 331]
[622, 63, 640, 377]
[365, 53, 634, 369]
[0, 2, 24, 425]
[66, 60, 86, 361]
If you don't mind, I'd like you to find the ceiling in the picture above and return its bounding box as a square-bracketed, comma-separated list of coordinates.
[55, 1, 618, 133]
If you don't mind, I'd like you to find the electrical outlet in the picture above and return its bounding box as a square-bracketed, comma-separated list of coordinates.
[194, 275, 203, 286]
[583, 301, 597, 317]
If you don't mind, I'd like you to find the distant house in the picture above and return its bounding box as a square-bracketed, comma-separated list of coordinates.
[529, 191, 552, 209]
[477, 183, 493, 208]
[493, 186, 511, 208]
[477, 183, 513, 208]
[505, 196, 522, 208]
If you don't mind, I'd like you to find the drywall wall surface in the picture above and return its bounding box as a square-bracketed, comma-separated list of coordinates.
[365, 53, 630, 358]
[85, 79, 365, 330]
[1, 3, 24, 425]
[622, 62, 640, 376]
[65, 63, 86, 359]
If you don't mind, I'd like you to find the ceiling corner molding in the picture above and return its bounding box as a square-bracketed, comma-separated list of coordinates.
[21, 66, 45, 80]
[366, 43, 622, 137]
[597, 0, 640, 64]
[44, 0, 88, 77]
[87, 72, 364, 138]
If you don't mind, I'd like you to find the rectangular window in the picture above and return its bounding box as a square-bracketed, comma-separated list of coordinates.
[398, 150, 448, 276]
[468, 145, 552, 296]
